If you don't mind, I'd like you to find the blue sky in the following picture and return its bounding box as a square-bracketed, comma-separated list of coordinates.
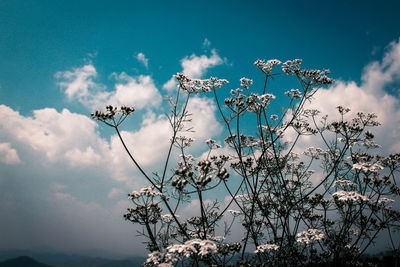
[1, 0, 400, 258]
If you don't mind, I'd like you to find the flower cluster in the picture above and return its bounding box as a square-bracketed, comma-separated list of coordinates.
[333, 178, 357, 189]
[352, 162, 384, 173]
[124, 203, 162, 224]
[173, 136, 195, 148]
[254, 59, 282, 74]
[225, 91, 276, 112]
[227, 209, 241, 216]
[128, 186, 162, 200]
[144, 251, 177, 267]
[303, 147, 327, 159]
[284, 88, 302, 99]
[296, 229, 325, 244]
[255, 244, 279, 253]
[195, 160, 213, 187]
[240, 77, 253, 89]
[172, 163, 191, 191]
[174, 73, 228, 94]
[218, 242, 241, 255]
[332, 190, 369, 203]
[378, 197, 395, 205]
[299, 68, 333, 85]
[282, 59, 303, 75]
[160, 214, 175, 223]
[91, 105, 135, 123]
[205, 139, 221, 149]
[167, 239, 217, 258]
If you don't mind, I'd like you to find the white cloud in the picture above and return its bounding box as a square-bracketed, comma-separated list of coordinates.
[0, 142, 21, 164]
[56, 64, 98, 100]
[56, 64, 162, 110]
[163, 49, 225, 91]
[0, 91, 222, 186]
[107, 187, 125, 199]
[136, 52, 149, 68]
[181, 49, 223, 78]
[64, 146, 101, 167]
[0, 105, 102, 163]
[0, 104, 139, 186]
[109, 72, 161, 109]
[162, 77, 178, 91]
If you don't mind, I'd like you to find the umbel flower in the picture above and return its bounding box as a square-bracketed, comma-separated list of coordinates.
[91, 105, 135, 127]
[296, 229, 325, 244]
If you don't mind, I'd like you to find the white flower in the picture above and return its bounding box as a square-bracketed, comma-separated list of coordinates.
[378, 197, 395, 204]
[240, 77, 253, 89]
[206, 139, 221, 148]
[227, 209, 241, 216]
[303, 147, 327, 159]
[333, 179, 356, 188]
[296, 229, 325, 244]
[128, 186, 162, 200]
[166, 239, 217, 259]
[254, 59, 282, 74]
[352, 162, 384, 173]
[175, 136, 195, 147]
[211, 236, 225, 242]
[255, 244, 279, 253]
[145, 251, 164, 265]
[332, 190, 369, 202]
[161, 214, 175, 223]
[270, 114, 278, 121]
[174, 73, 228, 93]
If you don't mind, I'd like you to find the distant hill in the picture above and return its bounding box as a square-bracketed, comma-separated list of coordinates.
[0, 251, 146, 267]
[0, 256, 51, 267]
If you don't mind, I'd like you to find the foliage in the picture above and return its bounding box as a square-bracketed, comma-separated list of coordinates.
[92, 59, 400, 266]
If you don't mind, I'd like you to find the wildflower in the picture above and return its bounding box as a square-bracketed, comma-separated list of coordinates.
[291, 89, 302, 99]
[240, 77, 253, 89]
[303, 147, 327, 159]
[216, 167, 229, 180]
[227, 209, 241, 216]
[282, 59, 302, 75]
[254, 59, 282, 74]
[161, 214, 175, 223]
[255, 244, 279, 253]
[167, 239, 217, 259]
[128, 186, 162, 200]
[333, 178, 356, 189]
[91, 105, 135, 126]
[296, 229, 325, 244]
[206, 139, 221, 149]
[332, 190, 369, 202]
[352, 162, 384, 173]
[174, 136, 195, 147]
[174, 73, 228, 93]
[270, 114, 278, 121]
[218, 242, 241, 254]
[304, 109, 321, 116]
[378, 197, 395, 204]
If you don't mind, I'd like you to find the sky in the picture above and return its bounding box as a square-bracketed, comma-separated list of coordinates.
[1, 0, 400, 258]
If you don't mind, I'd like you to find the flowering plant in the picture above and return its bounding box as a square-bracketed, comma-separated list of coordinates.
[92, 59, 400, 266]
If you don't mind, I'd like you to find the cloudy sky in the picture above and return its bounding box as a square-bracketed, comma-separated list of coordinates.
[1, 0, 400, 258]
